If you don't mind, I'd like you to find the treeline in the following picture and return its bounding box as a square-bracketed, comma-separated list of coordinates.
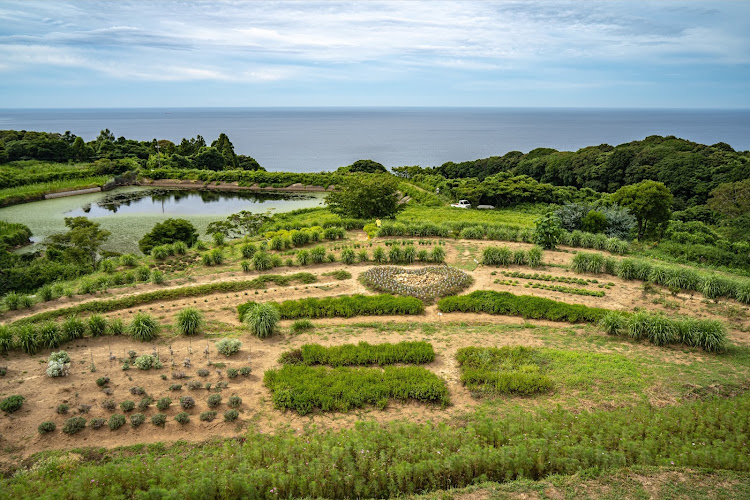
[395, 135, 750, 208]
[0, 130, 264, 172]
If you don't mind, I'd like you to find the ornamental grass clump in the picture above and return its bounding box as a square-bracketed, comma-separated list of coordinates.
[62, 316, 86, 341]
[129, 312, 159, 342]
[482, 246, 512, 266]
[243, 303, 280, 339]
[17, 325, 40, 355]
[360, 266, 471, 302]
[39, 322, 63, 350]
[176, 307, 204, 336]
[88, 315, 107, 337]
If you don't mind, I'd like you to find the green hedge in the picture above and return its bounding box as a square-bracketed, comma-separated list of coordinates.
[279, 341, 435, 366]
[12, 273, 317, 327]
[438, 290, 607, 323]
[238, 294, 424, 321]
[456, 346, 553, 396]
[263, 365, 450, 414]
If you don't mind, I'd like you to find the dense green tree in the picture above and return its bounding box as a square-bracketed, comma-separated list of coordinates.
[708, 179, 750, 219]
[138, 219, 198, 254]
[612, 180, 673, 240]
[326, 175, 402, 219]
[192, 147, 224, 171]
[581, 210, 607, 233]
[338, 159, 387, 174]
[211, 133, 238, 168]
[45, 217, 111, 268]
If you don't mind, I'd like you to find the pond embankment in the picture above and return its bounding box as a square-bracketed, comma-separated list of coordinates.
[140, 178, 334, 192]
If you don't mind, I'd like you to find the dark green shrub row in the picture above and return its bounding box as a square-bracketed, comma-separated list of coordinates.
[12, 273, 317, 327]
[238, 294, 424, 321]
[573, 253, 750, 304]
[456, 346, 553, 396]
[5, 393, 750, 498]
[279, 341, 435, 367]
[263, 365, 450, 415]
[438, 291, 607, 324]
[600, 311, 728, 353]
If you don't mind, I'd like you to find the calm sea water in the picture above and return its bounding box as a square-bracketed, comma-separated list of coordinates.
[1, 108, 748, 172]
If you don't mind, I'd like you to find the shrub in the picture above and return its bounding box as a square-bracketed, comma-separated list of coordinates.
[1, 395, 25, 413]
[4, 291, 20, 310]
[89, 418, 106, 430]
[130, 386, 145, 395]
[216, 338, 243, 356]
[39, 322, 63, 350]
[239, 294, 425, 321]
[156, 397, 172, 411]
[228, 395, 242, 408]
[241, 243, 257, 259]
[188, 380, 203, 390]
[151, 269, 165, 284]
[120, 400, 135, 412]
[151, 413, 168, 427]
[311, 246, 326, 264]
[120, 253, 139, 267]
[129, 313, 159, 342]
[197, 368, 210, 377]
[438, 291, 606, 324]
[62, 416, 87, 435]
[136, 266, 151, 282]
[174, 412, 190, 424]
[207, 394, 222, 408]
[108, 414, 126, 430]
[47, 360, 71, 378]
[130, 413, 146, 428]
[39, 284, 54, 302]
[87, 315, 107, 337]
[373, 246, 386, 263]
[169, 384, 182, 391]
[151, 245, 170, 261]
[62, 316, 86, 341]
[134, 354, 162, 370]
[252, 251, 272, 271]
[340, 247, 355, 264]
[264, 365, 449, 415]
[138, 397, 153, 412]
[244, 303, 279, 339]
[139, 218, 198, 255]
[102, 399, 116, 411]
[56, 403, 70, 415]
[200, 411, 217, 422]
[38, 421, 56, 434]
[527, 246, 543, 268]
[17, 324, 40, 355]
[107, 317, 125, 336]
[239, 366, 251, 376]
[176, 307, 204, 336]
[226, 368, 239, 378]
[180, 396, 195, 410]
[224, 409, 239, 422]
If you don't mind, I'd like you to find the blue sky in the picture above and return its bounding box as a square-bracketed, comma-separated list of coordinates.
[0, 0, 748, 108]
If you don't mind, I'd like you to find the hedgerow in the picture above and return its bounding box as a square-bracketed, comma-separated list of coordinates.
[263, 365, 450, 415]
[238, 294, 424, 320]
[279, 341, 435, 367]
[4, 393, 750, 498]
[456, 346, 553, 396]
[438, 291, 607, 323]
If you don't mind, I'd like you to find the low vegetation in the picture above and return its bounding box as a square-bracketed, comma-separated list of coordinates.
[279, 341, 435, 367]
[456, 346, 553, 396]
[238, 294, 425, 320]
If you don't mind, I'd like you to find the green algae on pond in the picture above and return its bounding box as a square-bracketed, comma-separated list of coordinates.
[0, 186, 325, 254]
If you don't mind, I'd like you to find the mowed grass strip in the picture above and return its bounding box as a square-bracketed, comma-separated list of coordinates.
[279, 341, 435, 366]
[238, 294, 424, 321]
[10, 273, 317, 326]
[264, 365, 450, 415]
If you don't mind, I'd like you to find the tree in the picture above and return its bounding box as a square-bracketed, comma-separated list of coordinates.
[708, 179, 750, 219]
[138, 219, 198, 254]
[206, 211, 270, 238]
[533, 212, 563, 249]
[611, 180, 673, 240]
[45, 217, 111, 268]
[581, 210, 607, 233]
[211, 133, 238, 168]
[338, 159, 387, 174]
[325, 175, 402, 219]
[192, 147, 224, 171]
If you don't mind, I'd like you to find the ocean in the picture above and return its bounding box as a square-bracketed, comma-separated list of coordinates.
[1, 108, 748, 172]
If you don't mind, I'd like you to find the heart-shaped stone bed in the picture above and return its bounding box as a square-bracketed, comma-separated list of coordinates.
[361, 266, 472, 301]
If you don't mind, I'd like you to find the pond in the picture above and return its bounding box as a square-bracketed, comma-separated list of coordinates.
[0, 187, 326, 254]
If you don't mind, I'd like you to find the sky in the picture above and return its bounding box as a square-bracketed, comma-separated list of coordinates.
[0, 0, 748, 108]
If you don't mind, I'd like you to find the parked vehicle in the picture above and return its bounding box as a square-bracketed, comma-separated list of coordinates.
[477, 204, 495, 210]
[450, 200, 471, 208]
